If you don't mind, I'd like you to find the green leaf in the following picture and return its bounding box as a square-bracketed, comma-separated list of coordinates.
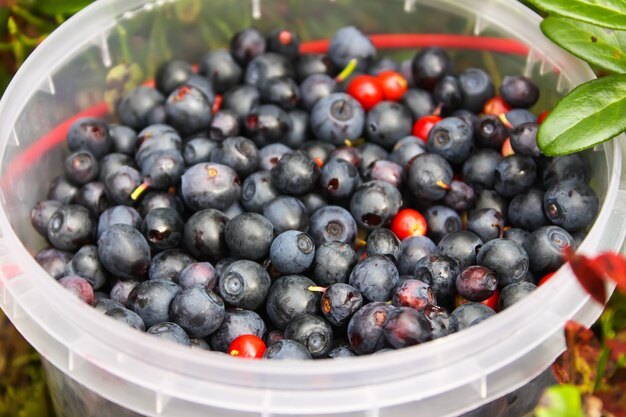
[534, 384, 585, 417]
[34, 0, 93, 16]
[537, 74, 626, 155]
[526, 0, 626, 30]
[540, 17, 626, 74]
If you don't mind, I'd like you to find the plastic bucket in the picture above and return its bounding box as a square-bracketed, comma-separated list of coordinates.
[0, 0, 625, 416]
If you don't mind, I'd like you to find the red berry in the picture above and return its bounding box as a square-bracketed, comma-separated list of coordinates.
[501, 137, 514, 157]
[538, 110, 550, 124]
[412, 115, 442, 142]
[390, 208, 427, 240]
[538, 272, 556, 286]
[483, 96, 511, 116]
[377, 70, 408, 101]
[481, 290, 499, 311]
[347, 75, 384, 111]
[228, 334, 266, 359]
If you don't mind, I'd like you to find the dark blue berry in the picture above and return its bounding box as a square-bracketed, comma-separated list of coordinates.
[312, 242, 358, 286]
[170, 284, 225, 338]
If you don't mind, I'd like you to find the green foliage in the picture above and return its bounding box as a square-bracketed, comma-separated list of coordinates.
[32, 0, 93, 16]
[526, 0, 626, 30]
[534, 385, 585, 417]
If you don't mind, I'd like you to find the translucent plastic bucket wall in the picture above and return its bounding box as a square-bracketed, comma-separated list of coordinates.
[0, 0, 625, 416]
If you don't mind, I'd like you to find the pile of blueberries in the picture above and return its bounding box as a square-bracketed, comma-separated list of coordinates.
[30, 26, 599, 360]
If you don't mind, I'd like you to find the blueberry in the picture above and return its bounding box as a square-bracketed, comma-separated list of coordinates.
[500, 75, 539, 108]
[98, 224, 151, 280]
[494, 155, 537, 198]
[198, 49, 243, 93]
[271, 150, 321, 196]
[347, 302, 391, 355]
[524, 225, 574, 274]
[31, 200, 62, 236]
[155, 59, 194, 95]
[383, 306, 432, 348]
[222, 85, 260, 122]
[117, 86, 165, 130]
[285, 314, 333, 358]
[104, 165, 142, 206]
[65, 245, 107, 290]
[320, 283, 363, 327]
[147, 105, 167, 125]
[312, 242, 358, 286]
[474, 115, 508, 149]
[47, 205, 95, 251]
[265, 330, 284, 346]
[300, 140, 336, 166]
[259, 143, 292, 171]
[329, 146, 362, 167]
[508, 189, 548, 231]
[219, 259, 271, 310]
[474, 189, 509, 217]
[108, 124, 138, 155]
[266, 28, 300, 59]
[427, 117, 474, 164]
[266, 275, 319, 329]
[244, 53, 293, 88]
[295, 54, 336, 82]
[141, 208, 183, 251]
[397, 235, 437, 275]
[230, 28, 266, 65]
[97, 205, 142, 239]
[299, 74, 336, 111]
[458, 68, 494, 113]
[349, 255, 399, 302]
[94, 298, 124, 314]
[365, 101, 413, 148]
[544, 181, 599, 231]
[58, 275, 95, 305]
[411, 47, 452, 90]
[211, 136, 259, 178]
[414, 254, 461, 306]
[76, 182, 109, 215]
[456, 265, 497, 302]
[310, 93, 365, 146]
[179, 262, 218, 290]
[327, 346, 355, 358]
[477, 238, 529, 288]
[148, 249, 195, 283]
[392, 279, 436, 311]
[423, 304, 458, 339]
[462, 149, 502, 191]
[241, 171, 279, 213]
[260, 76, 299, 110]
[467, 208, 505, 243]
[270, 230, 315, 274]
[210, 309, 267, 352]
[389, 136, 426, 168]
[504, 227, 530, 247]
[147, 322, 191, 346]
[542, 154, 590, 189]
[181, 163, 240, 211]
[98, 153, 135, 183]
[328, 26, 376, 72]
[64, 151, 99, 186]
[453, 109, 479, 128]
[437, 231, 483, 269]
[140, 149, 185, 190]
[284, 110, 310, 148]
[320, 158, 359, 199]
[451, 302, 495, 331]
[67, 118, 111, 158]
[424, 205, 462, 244]
[105, 307, 146, 331]
[245, 104, 292, 146]
[401, 89, 435, 120]
[127, 279, 181, 328]
[350, 180, 402, 230]
[138, 191, 184, 218]
[110, 279, 140, 307]
[165, 86, 212, 136]
[365, 160, 403, 189]
[365, 228, 401, 263]
[36, 248, 72, 279]
[505, 109, 537, 128]
[263, 196, 309, 234]
[510, 122, 541, 157]
[191, 338, 212, 351]
[357, 142, 389, 176]
[182, 209, 229, 262]
[443, 180, 475, 211]
[498, 281, 537, 310]
[433, 75, 463, 112]
[263, 340, 312, 360]
[208, 110, 239, 142]
[179, 74, 215, 105]
[224, 213, 275, 261]
[47, 176, 78, 204]
[406, 153, 453, 201]
[170, 285, 225, 338]
[300, 193, 328, 215]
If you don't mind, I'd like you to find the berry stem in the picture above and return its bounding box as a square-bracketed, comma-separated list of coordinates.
[436, 180, 450, 190]
[308, 286, 327, 293]
[335, 58, 358, 83]
[130, 179, 151, 201]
